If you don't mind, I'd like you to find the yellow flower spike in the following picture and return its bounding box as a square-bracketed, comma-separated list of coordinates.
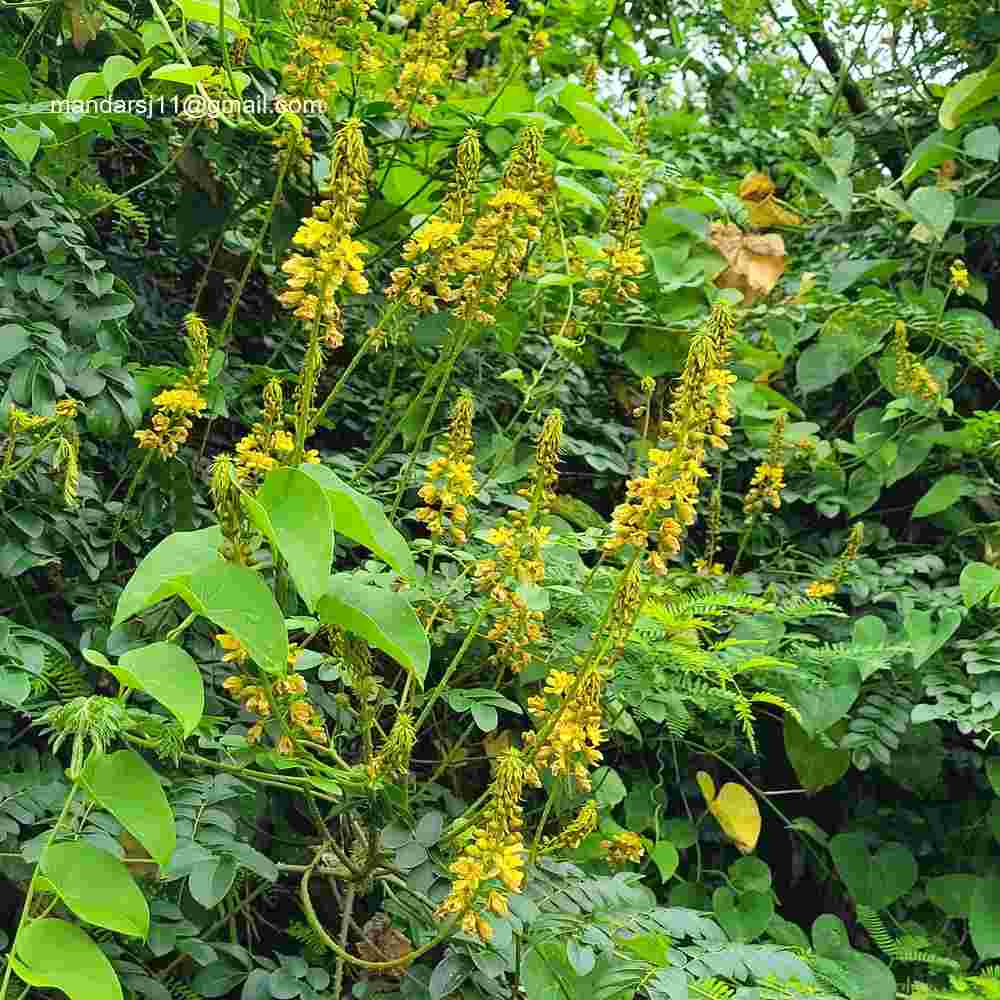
[602, 831, 644, 865]
[697, 770, 761, 854]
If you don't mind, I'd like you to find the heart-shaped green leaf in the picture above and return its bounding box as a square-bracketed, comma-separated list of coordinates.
[712, 887, 774, 942]
[783, 716, 850, 793]
[107, 642, 204, 736]
[829, 833, 917, 909]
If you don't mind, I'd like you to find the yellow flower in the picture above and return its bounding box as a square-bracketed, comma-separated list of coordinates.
[602, 831, 644, 865]
[289, 700, 314, 724]
[246, 722, 264, 744]
[528, 29, 550, 55]
[805, 580, 836, 598]
[222, 675, 245, 694]
[216, 633, 248, 665]
[152, 388, 207, 415]
[950, 258, 970, 294]
[277, 735, 295, 755]
[607, 303, 736, 572]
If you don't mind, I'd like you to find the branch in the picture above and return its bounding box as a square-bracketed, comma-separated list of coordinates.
[788, 0, 904, 176]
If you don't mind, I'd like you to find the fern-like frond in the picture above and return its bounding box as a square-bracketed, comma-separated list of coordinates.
[856, 905, 960, 971]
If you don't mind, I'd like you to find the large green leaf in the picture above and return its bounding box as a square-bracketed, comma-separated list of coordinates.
[955, 197, 1000, 225]
[960, 562, 1000, 607]
[113, 527, 223, 627]
[795, 321, 886, 395]
[965, 125, 1000, 162]
[912, 474, 976, 518]
[927, 874, 980, 917]
[784, 659, 861, 735]
[939, 65, 1000, 130]
[900, 129, 959, 185]
[317, 574, 430, 683]
[173, 0, 242, 31]
[183, 561, 288, 674]
[797, 164, 851, 218]
[971, 877, 1000, 959]
[903, 607, 962, 667]
[10, 919, 123, 1000]
[81, 750, 175, 865]
[188, 855, 239, 908]
[245, 468, 333, 611]
[828, 259, 902, 294]
[712, 887, 773, 942]
[829, 833, 917, 909]
[109, 642, 204, 737]
[783, 716, 849, 793]
[568, 101, 631, 150]
[41, 841, 149, 937]
[908, 187, 955, 242]
[300, 465, 414, 576]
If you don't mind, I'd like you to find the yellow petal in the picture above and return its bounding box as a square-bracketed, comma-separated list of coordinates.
[696, 770, 716, 804]
[708, 782, 761, 854]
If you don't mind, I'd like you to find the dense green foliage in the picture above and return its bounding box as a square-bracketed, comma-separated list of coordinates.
[2, 0, 1000, 998]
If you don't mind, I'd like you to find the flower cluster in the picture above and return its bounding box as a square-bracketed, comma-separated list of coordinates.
[581, 179, 645, 306]
[367, 711, 417, 780]
[280, 33, 343, 105]
[3, 399, 81, 508]
[222, 665, 327, 752]
[542, 799, 598, 853]
[743, 411, 787, 515]
[607, 303, 737, 573]
[524, 661, 606, 791]
[893, 320, 939, 401]
[278, 118, 370, 348]
[388, 127, 550, 326]
[232, 378, 319, 479]
[416, 392, 477, 543]
[602, 830, 644, 865]
[805, 523, 864, 598]
[387, 131, 482, 314]
[475, 411, 561, 673]
[387, 0, 509, 127]
[694, 478, 725, 576]
[435, 748, 539, 941]
[950, 258, 970, 294]
[134, 313, 210, 459]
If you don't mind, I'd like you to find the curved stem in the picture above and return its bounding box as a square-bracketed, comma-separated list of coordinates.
[300, 859, 464, 970]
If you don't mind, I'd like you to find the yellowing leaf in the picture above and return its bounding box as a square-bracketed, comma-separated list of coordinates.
[748, 199, 802, 228]
[709, 222, 788, 305]
[696, 770, 717, 803]
[739, 172, 776, 201]
[708, 782, 762, 854]
[738, 171, 801, 228]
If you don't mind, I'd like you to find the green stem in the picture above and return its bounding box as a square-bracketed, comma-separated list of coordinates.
[388, 333, 467, 518]
[300, 858, 465, 970]
[1, 785, 78, 999]
[413, 601, 493, 733]
[332, 884, 356, 998]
